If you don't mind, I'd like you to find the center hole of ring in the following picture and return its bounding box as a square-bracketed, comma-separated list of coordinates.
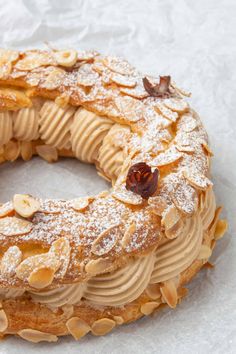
[0, 157, 109, 202]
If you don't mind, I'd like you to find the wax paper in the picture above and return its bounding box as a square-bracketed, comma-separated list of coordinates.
[0, 0, 235, 353]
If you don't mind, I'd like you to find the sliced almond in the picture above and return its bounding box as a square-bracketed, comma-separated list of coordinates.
[145, 283, 161, 300]
[183, 169, 213, 190]
[113, 316, 124, 325]
[214, 219, 228, 240]
[171, 182, 198, 215]
[71, 197, 91, 212]
[112, 186, 143, 205]
[202, 141, 214, 157]
[140, 301, 161, 315]
[18, 329, 58, 343]
[91, 318, 116, 336]
[66, 317, 90, 340]
[151, 147, 182, 167]
[103, 56, 134, 75]
[165, 219, 184, 239]
[28, 267, 56, 289]
[0, 202, 14, 218]
[85, 258, 114, 276]
[21, 141, 33, 161]
[91, 225, 120, 256]
[163, 98, 189, 113]
[50, 237, 71, 277]
[161, 205, 180, 231]
[114, 96, 144, 122]
[13, 194, 40, 218]
[154, 103, 178, 122]
[148, 196, 168, 216]
[0, 309, 8, 332]
[197, 245, 212, 260]
[160, 280, 178, 308]
[54, 49, 78, 67]
[0, 216, 32, 236]
[121, 223, 136, 249]
[110, 73, 137, 88]
[171, 81, 191, 97]
[120, 85, 149, 99]
[41, 67, 65, 90]
[36, 145, 58, 163]
[1, 245, 22, 277]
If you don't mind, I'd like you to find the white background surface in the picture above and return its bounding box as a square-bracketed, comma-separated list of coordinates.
[0, 0, 235, 353]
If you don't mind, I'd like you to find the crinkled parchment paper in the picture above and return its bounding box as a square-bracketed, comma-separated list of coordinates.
[0, 0, 235, 353]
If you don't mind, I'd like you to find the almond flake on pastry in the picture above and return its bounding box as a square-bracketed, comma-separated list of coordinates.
[0, 217, 32, 236]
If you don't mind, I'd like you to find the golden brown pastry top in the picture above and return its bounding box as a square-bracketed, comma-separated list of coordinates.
[0, 48, 213, 290]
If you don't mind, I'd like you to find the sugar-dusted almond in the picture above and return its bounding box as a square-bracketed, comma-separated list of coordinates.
[13, 194, 40, 218]
[175, 143, 195, 153]
[18, 329, 58, 343]
[0, 245, 22, 277]
[163, 98, 189, 113]
[178, 114, 197, 132]
[151, 147, 182, 168]
[154, 103, 178, 122]
[145, 283, 161, 300]
[36, 145, 58, 162]
[91, 318, 116, 336]
[114, 95, 144, 122]
[214, 219, 228, 240]
[171, 181, 198, 215]
[120, 85, 149, 99]
[54, 49, 78, 67]
[0, 202, 14, 218]
[110, 73, 137, 88]
[4, 140, 20, 161]
[197, 245, 212, 260]
[85, 257, 114, 276]
[141, 301, 161, 315]
[0, 309, 8, 332]
[170, 81, 191, 97]
[66, 317, 90, 340]
[160, 280, 178, 308]
[112, 186, 143, 205]
[21, 141, 33, 161]
[121, 223, 136, 249]
[161, 204, 180, 231]
[50, 237, 71, 277]
[28, 267, 56, 289]
[91, 224, 120, 256]
[0, 48, 19, 64]
[103, 56, 134, 75]
[71, 197, 92, 212]
[15, 51, 56, 71]
[0, 216, 32, 236]
[16, 253, 60, 281]
[148, 196, 168, 216]
[183, 169, 213, 191]
[77, 64, 99, 86]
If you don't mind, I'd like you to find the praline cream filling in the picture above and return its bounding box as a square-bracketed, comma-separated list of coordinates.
[0, 189, 216, 308]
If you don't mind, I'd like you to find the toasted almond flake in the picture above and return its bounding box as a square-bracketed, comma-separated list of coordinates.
[214, 219, 228, 240]
[154, 103, 178, 122]
[114, 96, 144, 122]
[113, 316, 124, 325]
[160, 280, 178, 308]
[0, 62, 12, 78]
[71, 197, 91, 212]
[165, 219, 184, 239]
[0, 48, 19, 64]
[121, 223, 136, 249]
[171, 182, 198, 215]
[112, 186, 143, 205]
[77, 50, 98, 61]
[120, 85, 149, 99]
[15, 51, 56, 71]
[201, 142, 214, 156]
[18, 329, 58, 343]
[0, 309, 8, 332]
[50, 237, 71, 277]
[110, 73, 137, 88]
[91, 318, 116, 336]
[209, 207, 222, 234]
[41, 67, 65, 90]
[54, 49, 77, 67]
[0, 202, 14, 218]
[1, 245, 22, 277]
[141, 301, 161, 315]
[145, 284, 161, 300]
[91, 225, 120, 256]
[183, 169, 213, 190]
[103, 56, 134, 75]
[171, 81, 191, 97]
[151, 147, 182, 167]
[161, 204, 180, 230]
[21, 141, 33, 161]
[163, 98, 189, 113]
[197, 244, 212, 260]
[36, 145, 58, 162]
[148, 196, 168, 216]
[16, 253, 60, 281]
[0, 216, 32, 236]
[77, 65, 99, 86]
[175, 144, 195, 153]
[66, 317, 90, 340]
[28, 267, 55, 289]
[4, 140, 20, 161]
[85, 258, 114, 276]
[13, 194, 40, 218]
[178, 114, 197, 132]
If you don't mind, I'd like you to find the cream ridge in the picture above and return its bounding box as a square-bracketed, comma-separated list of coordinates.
[0, 189, 216, 309]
